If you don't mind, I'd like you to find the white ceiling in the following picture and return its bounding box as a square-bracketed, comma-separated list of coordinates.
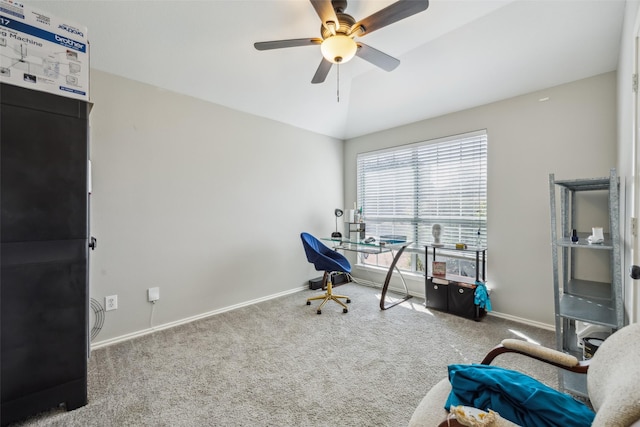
[32, 0, 626, 140]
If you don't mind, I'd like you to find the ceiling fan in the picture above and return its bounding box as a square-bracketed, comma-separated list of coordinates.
[254, 0, 429, 84]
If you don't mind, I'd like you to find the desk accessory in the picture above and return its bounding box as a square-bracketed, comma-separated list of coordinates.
[380, 235, 406, 244]
[331, 208, 343, 238]
[432, 224, 443, 247]
[432, 261, 446, 277]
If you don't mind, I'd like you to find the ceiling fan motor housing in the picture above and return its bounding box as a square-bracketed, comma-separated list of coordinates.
[320, 12, 356, 39]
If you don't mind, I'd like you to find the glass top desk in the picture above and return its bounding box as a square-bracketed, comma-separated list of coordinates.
[322, 237, 414, 310]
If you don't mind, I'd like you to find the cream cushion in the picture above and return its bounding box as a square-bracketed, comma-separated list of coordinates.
[588, 323, 640, 427]
[408, 378, 451, 426]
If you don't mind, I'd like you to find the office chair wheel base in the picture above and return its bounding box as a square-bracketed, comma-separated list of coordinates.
[343, 308, 348, 313]
[346, 299, 351, 303]
[317, 310, 322, 314]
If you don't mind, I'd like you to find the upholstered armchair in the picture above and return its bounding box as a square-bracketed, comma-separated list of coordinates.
[409, 322, 640, 427]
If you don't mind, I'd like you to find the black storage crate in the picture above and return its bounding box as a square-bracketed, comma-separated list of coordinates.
[424, 277, 486, 321]
[448, 282, 486, 320]
[425, 278, 448, 311]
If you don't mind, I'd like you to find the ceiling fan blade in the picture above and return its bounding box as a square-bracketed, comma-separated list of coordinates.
[310, 0, 339, 30]
[312, 58, 333, 84]
[352, 0, 429, 36]
[254, 38, 322, 51]
[356, 43, 400, 71]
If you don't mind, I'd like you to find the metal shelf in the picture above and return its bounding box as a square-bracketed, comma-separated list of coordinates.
[564, 278, 612, 300]
[553, 177, 610, 192]
[549, 168, 623, 396]
[558, 294, 617, 328]
[554, 235, 613, 250]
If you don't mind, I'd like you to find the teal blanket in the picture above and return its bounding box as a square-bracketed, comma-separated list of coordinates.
[445, 364, 595, 427]
[474, 281, 491, 311]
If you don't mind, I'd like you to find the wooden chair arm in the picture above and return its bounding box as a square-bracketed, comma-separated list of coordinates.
[480, 339, 589, 374]
[438, 419, 465, 427]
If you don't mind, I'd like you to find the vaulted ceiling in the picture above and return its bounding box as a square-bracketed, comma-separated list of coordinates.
[32, 0, 626, 140]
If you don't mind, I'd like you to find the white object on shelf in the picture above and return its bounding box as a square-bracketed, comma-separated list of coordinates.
[588, 227, 605, 244]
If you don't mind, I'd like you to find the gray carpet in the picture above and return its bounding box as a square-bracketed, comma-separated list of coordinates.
[14, 283, 557, 426]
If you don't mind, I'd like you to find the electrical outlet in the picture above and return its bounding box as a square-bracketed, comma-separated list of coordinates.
[148, 287, 159, 303]
[105, 295, 118, 311]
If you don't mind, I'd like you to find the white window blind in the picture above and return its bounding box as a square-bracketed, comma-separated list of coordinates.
[356, 130, 487, 254]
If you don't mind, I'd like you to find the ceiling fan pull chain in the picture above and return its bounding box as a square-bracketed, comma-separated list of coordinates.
[337, 62, 340, 102]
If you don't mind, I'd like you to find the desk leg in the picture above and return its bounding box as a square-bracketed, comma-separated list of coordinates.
[380, 244, 413, 310]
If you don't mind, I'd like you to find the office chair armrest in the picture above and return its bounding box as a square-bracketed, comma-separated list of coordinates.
[480, 339, 589, 374]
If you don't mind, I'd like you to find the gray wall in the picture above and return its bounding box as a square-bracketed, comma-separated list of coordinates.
[90, 69, 618, 344]
[89, 70, 623, 344]
[345, 72, 617, 327]
[89, 70, 344, 344]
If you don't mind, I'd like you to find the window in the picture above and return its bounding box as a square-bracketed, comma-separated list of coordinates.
[356, 130, 487, 276]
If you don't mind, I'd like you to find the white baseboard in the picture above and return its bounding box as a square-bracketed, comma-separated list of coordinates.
[486, 311, 554, 331]
[91, 286, 306, 350]
[91, 282, 554, 350]
[352, 279, 555, 331]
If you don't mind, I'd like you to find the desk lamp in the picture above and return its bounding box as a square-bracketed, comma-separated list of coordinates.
[332, 209, 343, 238]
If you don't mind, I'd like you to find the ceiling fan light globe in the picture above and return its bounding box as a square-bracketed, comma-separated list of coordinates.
[321, 35, 357, 64]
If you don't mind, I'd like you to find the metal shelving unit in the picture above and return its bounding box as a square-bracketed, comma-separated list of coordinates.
[549, 168, 624, 396]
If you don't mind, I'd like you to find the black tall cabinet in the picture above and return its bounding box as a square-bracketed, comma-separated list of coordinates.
[1, 83, 90, 425]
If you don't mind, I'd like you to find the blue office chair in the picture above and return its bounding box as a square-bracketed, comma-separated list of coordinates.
[300, 232, 352, 314]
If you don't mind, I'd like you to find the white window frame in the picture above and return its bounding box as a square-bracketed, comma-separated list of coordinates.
[356, 130, 487, 275]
